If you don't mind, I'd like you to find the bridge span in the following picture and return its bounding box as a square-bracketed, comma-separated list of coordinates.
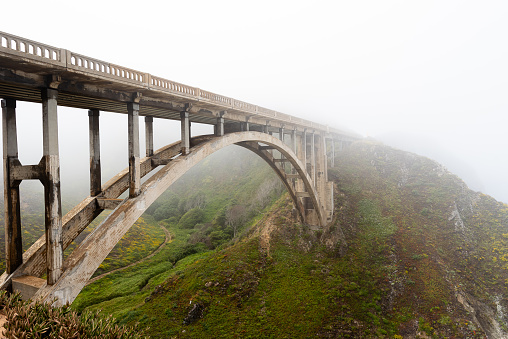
[0, 31, 358, 305]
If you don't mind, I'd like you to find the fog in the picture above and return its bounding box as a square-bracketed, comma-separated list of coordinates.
[2, 1, 507, 203]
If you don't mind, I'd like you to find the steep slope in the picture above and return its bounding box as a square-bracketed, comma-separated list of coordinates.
[75, 140, 508, 338]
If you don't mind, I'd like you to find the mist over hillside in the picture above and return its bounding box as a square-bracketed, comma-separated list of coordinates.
[375, 131, 507, 204]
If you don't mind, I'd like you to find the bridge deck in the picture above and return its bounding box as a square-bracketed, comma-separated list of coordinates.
[0, 31, 357, 140]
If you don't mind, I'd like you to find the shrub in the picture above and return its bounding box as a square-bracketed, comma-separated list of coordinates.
[0, 291, 147, 338]
[178, 208, 204, 229]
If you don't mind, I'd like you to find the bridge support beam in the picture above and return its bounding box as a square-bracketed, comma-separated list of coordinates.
[2, 98, 22, 276]
[88, 109, 101, 196]
[145, 116, 154, 157]
[42, 88, 63, 285]
[128, 102, 140, 197]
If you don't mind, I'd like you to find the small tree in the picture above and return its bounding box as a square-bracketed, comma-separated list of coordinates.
[225, 205, 247, 238]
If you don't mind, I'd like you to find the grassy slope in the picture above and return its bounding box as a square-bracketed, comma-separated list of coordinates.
[79, 139, 508, 338]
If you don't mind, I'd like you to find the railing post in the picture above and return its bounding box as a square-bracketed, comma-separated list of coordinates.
[145, 116, 154, 157]
[2, 98, 22, 275]
[128, 102, 140, 197]
[88, 109, 101, 196]
[42, 88, 63, 285]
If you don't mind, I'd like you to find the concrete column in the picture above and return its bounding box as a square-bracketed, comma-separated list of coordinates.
[2, 98, 22, 275]
[311, 132, 316, 187]
[127, 102, 140, 197]
[145, 116, 153, 157]
[180, 111, 190, 155]
[264, 121, 270, 134]
[331, 139, 335, 167]
[88, 109, 101, 196]
[302, 129, 307, 172]
[291, 129, 297, 154]
[243, 117, 250, 132]
[279, 126, 285, 171]
[215, 116, 224, 136]
[42, 88, 63, 285]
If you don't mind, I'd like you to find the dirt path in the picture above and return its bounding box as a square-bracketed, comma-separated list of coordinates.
[86, 223, 171, 285]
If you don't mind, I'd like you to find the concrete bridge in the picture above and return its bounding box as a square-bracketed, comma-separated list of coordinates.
[0, 31, 358, 305]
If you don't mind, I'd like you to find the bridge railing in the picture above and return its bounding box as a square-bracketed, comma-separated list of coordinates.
[198, 89, 232, 106]
[67, 52, 148, 86]
[0, 30, 356, 138]
[0, 31, 64, 67]
[149, 75, 197, 97]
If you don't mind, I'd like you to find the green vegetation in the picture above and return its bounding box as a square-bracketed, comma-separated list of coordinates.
[3, 141, 508, 338]
[0, 291, 147, 338]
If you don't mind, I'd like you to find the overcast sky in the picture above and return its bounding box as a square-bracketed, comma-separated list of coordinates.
[2, 0, 507, 203]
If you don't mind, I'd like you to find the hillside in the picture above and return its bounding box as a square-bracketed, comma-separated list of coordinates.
[69, 140, 508, 338]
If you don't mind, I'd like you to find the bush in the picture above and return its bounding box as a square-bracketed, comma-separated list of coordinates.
[178, 208, 204, 229]
[0, 291, 147, 338]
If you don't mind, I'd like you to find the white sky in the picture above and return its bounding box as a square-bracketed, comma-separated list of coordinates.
[2, 0, 507, 203]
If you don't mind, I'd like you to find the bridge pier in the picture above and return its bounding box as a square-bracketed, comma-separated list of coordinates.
[42, 88, 63, 285]
[145, 116, 154, 157]
[88, 109, 101, 197]
[128, 102, 141, 197]
[2, 98, 22, 277]
[215, 112, 225, 136]
[180, 111, 190, 155]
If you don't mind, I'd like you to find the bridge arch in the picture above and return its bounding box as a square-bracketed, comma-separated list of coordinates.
[33, 131, 325, 305]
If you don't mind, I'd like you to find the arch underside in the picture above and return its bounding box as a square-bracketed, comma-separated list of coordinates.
[0, 132, 325, 305]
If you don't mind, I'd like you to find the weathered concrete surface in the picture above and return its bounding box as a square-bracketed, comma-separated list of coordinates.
[42, 88, 63, 285]
[127, 102, 140, 197]
[88, 109, 101, 196]
[34, 132, 326, 306]
[2, 98, 22, 276]
[12, 275, 45, 300]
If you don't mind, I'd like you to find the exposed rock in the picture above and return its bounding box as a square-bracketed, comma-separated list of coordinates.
[182, 302, 204, 325]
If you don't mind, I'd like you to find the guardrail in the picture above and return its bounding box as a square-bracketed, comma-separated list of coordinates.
[0, 31, 353, 137]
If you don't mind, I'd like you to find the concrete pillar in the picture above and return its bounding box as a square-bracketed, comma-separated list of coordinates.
[42, 88, 63, 285]
[88, 109, 101, 196]
[264, 121, 270, 134]
[279, 126, 285, 171]
[180, 111, 190, 155]
[215, 116, 224, 136]
[311, 132, 316, 187]
[291, 129, 297, 154]
[2, 98, 22, 275]
[244, 117, 250, 132]
[127, 102, 140, 197]
[145, 116, 153, 157]
[302, 129, 307, 173]
[331, 138, 335, 167]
